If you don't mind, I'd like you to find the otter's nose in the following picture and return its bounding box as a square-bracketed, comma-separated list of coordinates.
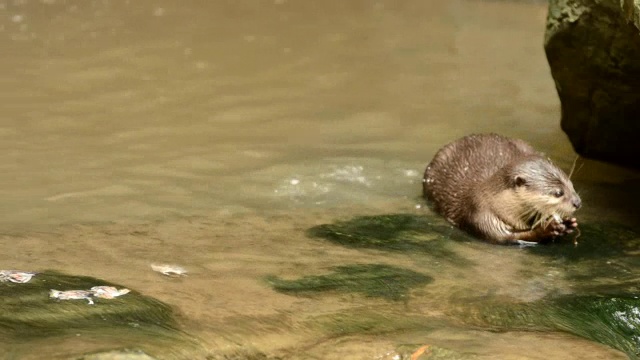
[572, 197, 582, 209]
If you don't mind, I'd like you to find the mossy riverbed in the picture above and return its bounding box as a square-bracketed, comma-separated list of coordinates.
[288, 213, 640, 358]
[2, 213, 638, 359]
[0, 271, 193, 358]
[306, 213, 473, 264]
[267, 263, 433, 301]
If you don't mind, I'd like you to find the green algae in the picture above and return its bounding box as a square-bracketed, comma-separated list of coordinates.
[0, 271, 197, 359]
[0, 271, 176, 338]
[461, 294, 640, 359]
[302, 215, 640, 357]
[267, 263, 433, 301]
[310, 309, 437, 336]
[527, 221, 640, 296]
[529, 221, 640, 261]
[306, 213, 472, 264]
[205, 348, 283, 360]
[466, 220, 640, 358]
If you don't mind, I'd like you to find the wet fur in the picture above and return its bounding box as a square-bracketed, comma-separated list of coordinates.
[423, 134, 581, 244]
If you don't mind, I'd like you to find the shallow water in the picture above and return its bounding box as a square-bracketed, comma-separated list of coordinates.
[1, 0, 639, 359]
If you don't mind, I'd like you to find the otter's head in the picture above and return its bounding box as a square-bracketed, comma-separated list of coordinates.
[507, 156, 581, 224]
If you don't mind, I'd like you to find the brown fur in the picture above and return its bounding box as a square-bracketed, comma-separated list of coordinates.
[423, 133, 581, 244]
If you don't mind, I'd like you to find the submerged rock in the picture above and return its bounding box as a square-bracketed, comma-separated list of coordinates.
[0, 271, 175, 337]
[76, 349, 157, 360]
[527, 221, 640, 294]
[463, 295, 640, 359]
[528, 221, 639, 260]
[267, 263, 432, 301]
[0, 271, 193, 358]
[545, 0, 640, 168]
[306, 213, 472, 265]
[309, 309, 436, 337]
[205, 348, 282, 360]
[454, 219, 640, 357]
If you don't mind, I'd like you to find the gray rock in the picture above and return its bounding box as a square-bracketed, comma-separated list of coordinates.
[545, 0, 640, 169]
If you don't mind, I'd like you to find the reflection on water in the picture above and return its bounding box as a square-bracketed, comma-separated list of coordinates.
[1, 0, 638, 359]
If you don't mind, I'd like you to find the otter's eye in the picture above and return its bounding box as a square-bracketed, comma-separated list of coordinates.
[553, 189, 564, 198]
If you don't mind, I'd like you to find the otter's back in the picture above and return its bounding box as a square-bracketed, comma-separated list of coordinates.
[423, 133, 537, 224]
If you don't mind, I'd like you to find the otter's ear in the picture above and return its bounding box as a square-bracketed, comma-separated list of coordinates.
[514, 175, 526, 187]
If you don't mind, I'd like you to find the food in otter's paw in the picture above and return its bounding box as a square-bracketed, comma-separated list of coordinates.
[422, 133, 581, 245]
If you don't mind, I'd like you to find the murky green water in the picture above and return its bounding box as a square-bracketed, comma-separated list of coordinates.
[1, 0, 639, 359]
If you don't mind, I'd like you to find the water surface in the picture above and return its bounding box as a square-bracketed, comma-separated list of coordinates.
[1, 0, 639, 359]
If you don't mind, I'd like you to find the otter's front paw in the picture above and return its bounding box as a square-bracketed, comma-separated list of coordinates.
[563, 217, 578, 234]
[545, 220, 565, 237]
[540, 217, 578, 238]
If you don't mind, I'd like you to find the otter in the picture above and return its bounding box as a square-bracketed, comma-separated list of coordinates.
[423, 133, 581, 244]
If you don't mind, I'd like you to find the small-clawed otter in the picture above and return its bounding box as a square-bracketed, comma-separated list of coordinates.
[423, 133, 581, 244]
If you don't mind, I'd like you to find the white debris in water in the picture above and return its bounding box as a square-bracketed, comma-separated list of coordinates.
[50, 286, 131, 305]
[0, 270, 36, 283]
[50, 289, 95, 305]
[151, 264, 188, 276]
[290, 178, 300, 185]
[90, 286, 131, 299]
[415, 204, 422, 209]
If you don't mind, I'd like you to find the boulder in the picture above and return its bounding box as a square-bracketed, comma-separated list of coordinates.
[545, 0, 640, 169]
